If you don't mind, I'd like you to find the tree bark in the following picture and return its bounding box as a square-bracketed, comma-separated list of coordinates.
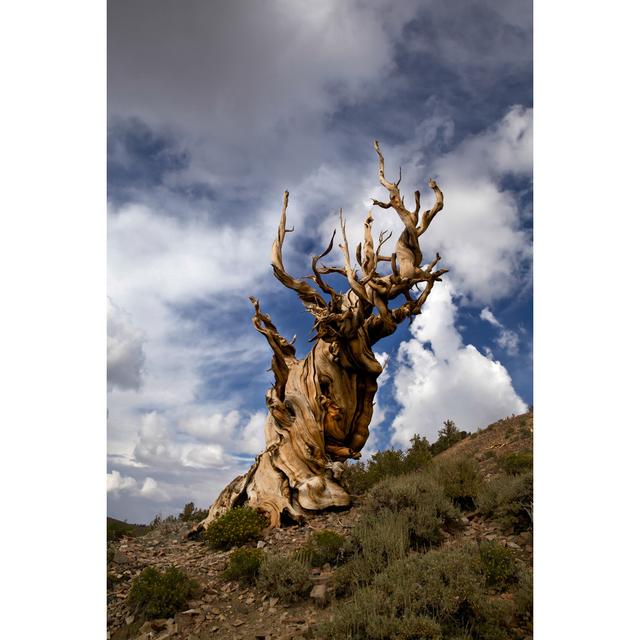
[192, 141, 447, 533]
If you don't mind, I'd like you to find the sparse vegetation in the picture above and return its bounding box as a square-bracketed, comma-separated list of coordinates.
[222, 547, 265, 584]
[127, 566, 200, 620]
[107, 517, 149, 541]
[108, 411, 533, 640]
[256, 554, 313, 602]
[179, 502, 209, 522]
[204, 506, 267, 550]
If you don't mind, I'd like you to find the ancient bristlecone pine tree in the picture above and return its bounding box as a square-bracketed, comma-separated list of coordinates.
[194, 141, 447, 532]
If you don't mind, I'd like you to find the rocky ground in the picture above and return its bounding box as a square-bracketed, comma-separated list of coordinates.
[108, 513, 532, 640]
[107, 509, 359, 640]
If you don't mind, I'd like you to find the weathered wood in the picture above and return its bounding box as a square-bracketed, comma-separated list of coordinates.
[193, 141, 447, 533]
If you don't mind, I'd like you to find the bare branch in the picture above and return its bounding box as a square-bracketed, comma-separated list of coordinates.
[271, 191, 328, 314]
[417, 179, 444, 236]
[310, 230, 340, 298]
[249, 296, 295, 399]
[373, 139, 398, 191]
[338, 210, 370, 303]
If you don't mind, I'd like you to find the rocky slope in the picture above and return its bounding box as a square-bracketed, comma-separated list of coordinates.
[107, 411, 533, 640]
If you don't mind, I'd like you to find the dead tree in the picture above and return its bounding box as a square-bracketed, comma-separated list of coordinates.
[193, 141, 447, 532]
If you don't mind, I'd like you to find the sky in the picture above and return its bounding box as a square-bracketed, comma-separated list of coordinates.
[107, 0, 533, 524]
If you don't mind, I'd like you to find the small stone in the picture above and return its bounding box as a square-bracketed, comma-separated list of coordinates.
[232, 619, 245, 627]
[460, 516, 469, 525]
[269, 597, 279, 608]
[125, 615, 135, 625]
[310, 583, 327, 603]
[112, 550, 131, 564]
[506, 541, 521, 550]
[256, 540, 266, 549]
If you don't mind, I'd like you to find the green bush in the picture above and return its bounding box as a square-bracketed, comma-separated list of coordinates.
[204, 507, 267, 550]
[341, 435, 434, 495]
[318, 585, 442, 640]
[434, 457, 482, 510]
[498, 451, 533, 475]
[299, 530, 347, 567]
[127, 566, 200, 620]
[179, 502, 195, 521]
[364, 471, 459, 550]
[222, 547, 265, 584]
[430, 419, 468, 456]
[478, 541, 518, 591]
[323, 545, 514, 640]
[256, 554, 312, 603]
[404, 434, 433, 472]
[478, 472, 533, 532]
[107, 518, 149, 541]
[515, 568, 533, 622]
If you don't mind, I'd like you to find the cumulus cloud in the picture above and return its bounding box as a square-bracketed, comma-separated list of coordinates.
[107, 470, 170, 502]
[480, 307, 520, 356]
[139, 477, 171, 502]
[107, 298, 145, 391]
[422, 106, 533, 304]
[107, 470, 137, 494]
[391, 282, 527, 447]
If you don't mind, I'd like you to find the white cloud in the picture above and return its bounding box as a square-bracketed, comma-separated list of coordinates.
[480, 306, 520, 356]
[391, 282, 527, 447]
[107, 470, 137, 494]
[423, 106, 533, 304]
[139, 477, 171, 502]
[107, 298, 145, 391]
[107, 471, 171, 503]
[374, 351, 390, 388]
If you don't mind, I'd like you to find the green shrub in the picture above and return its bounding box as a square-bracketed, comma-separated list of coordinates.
[515, 568, 533, 622]
[498, 451, 533, 475]
[256, 554, 312, 602]
[430, 419, 468, 456]
[342, 449, 407, 494]
[478, 472, 533, 532]
[434, 457, 481, 510]
[365, 471, 460, 550]
[404, 434, 433, 472]
[204, 507, 267, 550]
[107, 517, 149, 541]
[179, 502, 195, 521]
[299, 530, 347, 567]
[331, 545, 512, 639]
[318, 585, 442, 640]
[478, 541, 518, 591]
[342, 436, 434, 495]
[127, 566, 200, 620]
[222, 547, 265, 584]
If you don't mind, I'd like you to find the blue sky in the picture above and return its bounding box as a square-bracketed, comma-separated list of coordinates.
[107, 0, 532, 523]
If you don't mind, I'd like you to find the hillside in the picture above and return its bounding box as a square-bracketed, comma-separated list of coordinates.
[107, 411, 533, 640]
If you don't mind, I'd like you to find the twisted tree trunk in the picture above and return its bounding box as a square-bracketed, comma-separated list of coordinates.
[192, 141, 448, 532]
